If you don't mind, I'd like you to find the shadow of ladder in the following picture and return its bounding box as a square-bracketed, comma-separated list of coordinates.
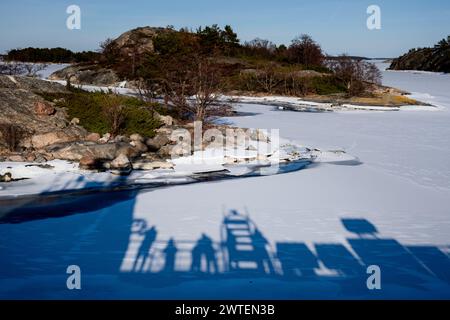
[222, 214, 271, 274]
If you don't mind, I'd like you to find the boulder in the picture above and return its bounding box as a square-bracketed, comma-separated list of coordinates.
[116, 144, 141, 159]
[85, 132, 101, 142]
[154, 113, 174, 126]
[79, 154, 99, 170]
[132, 160, 174, 170]
[26, 154, 36, 162]
[48, 65, 120, 87]
[8, 154, 24, 162]
[156, 127, 174, 135]
[157, 145, 176, 157]
[48, 142, 128, 161]
[33, 101, 56, 116]
[161, 115, 174, 126]
[34, 154, 48, 163]
[99, 133, 111, 144]
[0, 172, 12, 183]
[112, 26, 167, 56]
[19, 137, 33, 150]
[114, 135, 129, 143]
[32, 130, 80, 149]
[47, 143, 92, 161]
[146, 133, 171, 152]
[110, 154, 132, 175]
[249, 129, 270, 142]
[130, 133, 144, 142]
[143, 153, 164, 161]
[130, 140, 148, 153]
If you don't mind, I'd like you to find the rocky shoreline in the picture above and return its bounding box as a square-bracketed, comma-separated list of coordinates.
[1, 75, 299, 184]
[0, 75, 172, 170]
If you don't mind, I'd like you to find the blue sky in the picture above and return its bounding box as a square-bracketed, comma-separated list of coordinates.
[1, 0, 449, 57]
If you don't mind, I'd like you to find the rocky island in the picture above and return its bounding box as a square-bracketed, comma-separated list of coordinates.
[389, 36, 450, 73]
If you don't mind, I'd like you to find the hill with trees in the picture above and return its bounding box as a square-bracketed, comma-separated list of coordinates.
[48, 25, 382, 100]
[389, 36, 450, 73]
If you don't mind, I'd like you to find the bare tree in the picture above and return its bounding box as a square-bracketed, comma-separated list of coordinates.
[161, 54, 228, 122]
[327, 55, 382, 96]
[99, 38, 119, 65]
[288, 34, 324, 66]
[364, 62, 382, 85]
[244, 38, 277, 58]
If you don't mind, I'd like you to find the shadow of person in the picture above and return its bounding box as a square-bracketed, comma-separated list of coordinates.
[133, 226, 158, 272]
[191, 234, 218, 274]
[162, 238, 178, 273]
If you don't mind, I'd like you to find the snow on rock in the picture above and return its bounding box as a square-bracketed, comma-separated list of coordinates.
[0, 139, 356, 197]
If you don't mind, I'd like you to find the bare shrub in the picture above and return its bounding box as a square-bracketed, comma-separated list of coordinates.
[254, 63, 283, 94]
[135, 78, 160, 103]
[327, 55, 382, 96]
[100, 95, 126, 137]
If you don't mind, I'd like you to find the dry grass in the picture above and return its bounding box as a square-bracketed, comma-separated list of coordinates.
[348, 94, 420, 106]
[302, 92, 422, 107]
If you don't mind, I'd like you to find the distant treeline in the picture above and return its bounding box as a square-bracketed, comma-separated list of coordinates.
[5, 47, 100, 63]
